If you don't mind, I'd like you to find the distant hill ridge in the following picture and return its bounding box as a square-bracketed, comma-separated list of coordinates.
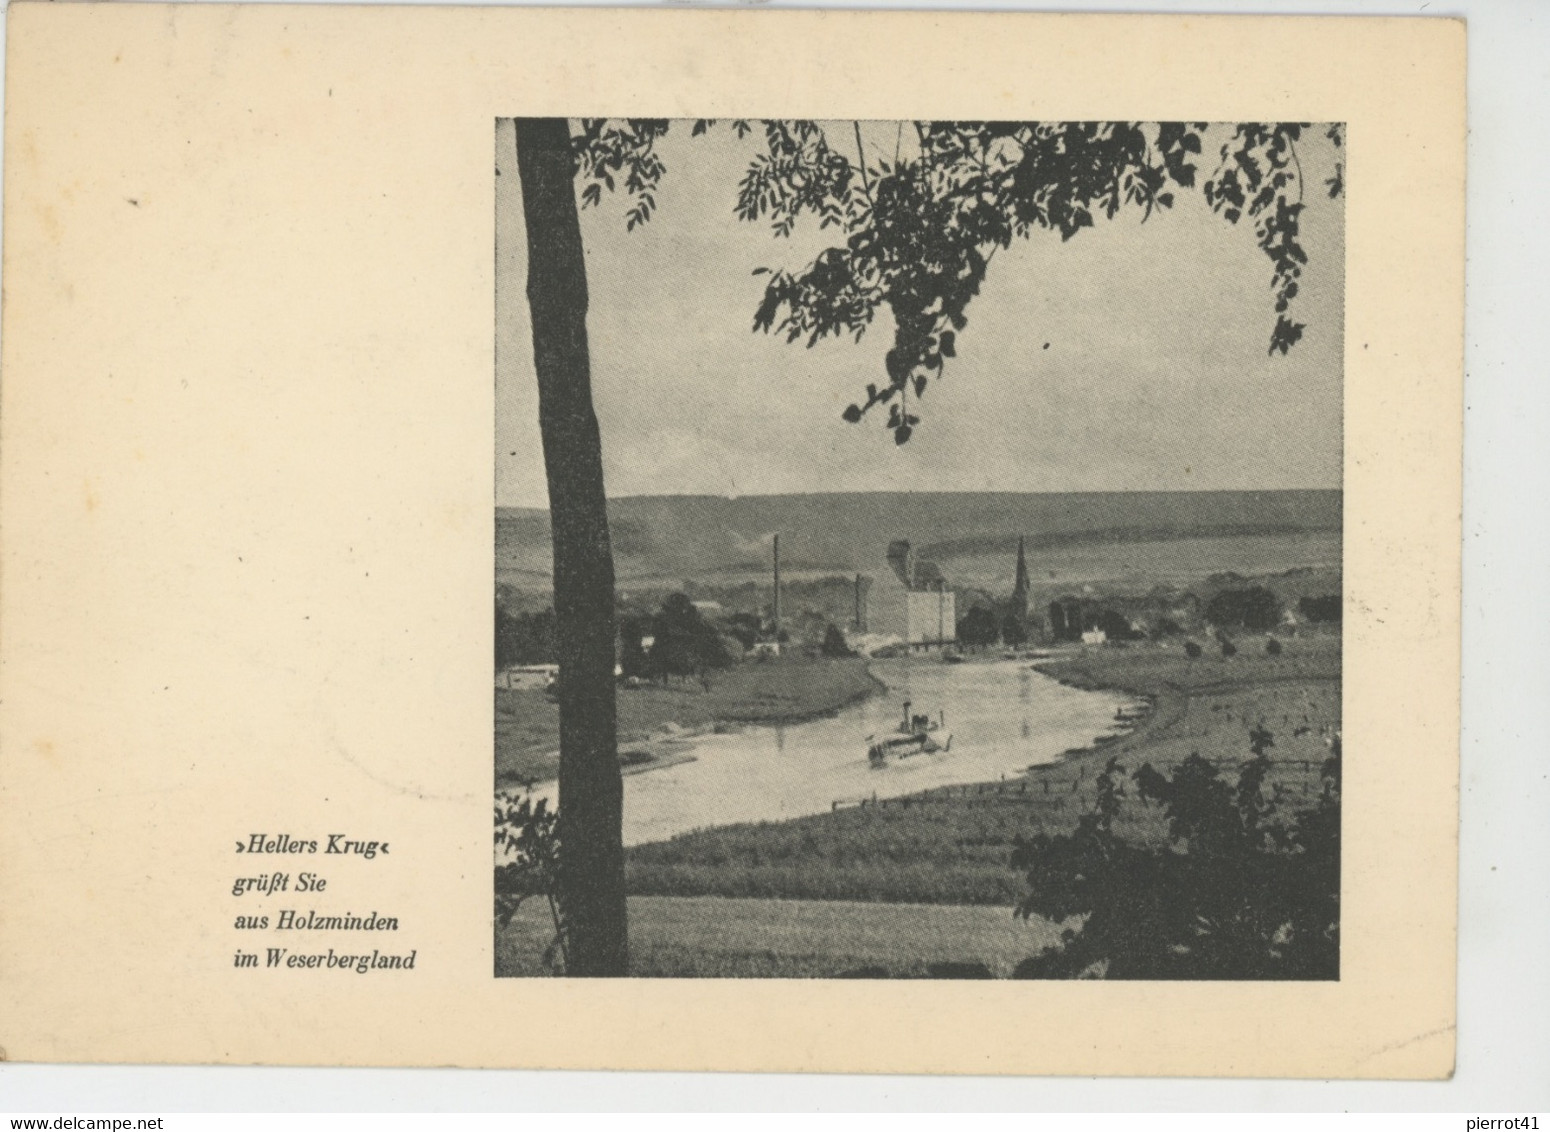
[497, 490, 1340, 582]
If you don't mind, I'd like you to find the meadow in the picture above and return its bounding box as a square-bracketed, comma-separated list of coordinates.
[937, 531, 1341, 597]
[494, 893, 1061, 978]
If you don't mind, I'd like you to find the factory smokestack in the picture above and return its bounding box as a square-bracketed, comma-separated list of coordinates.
[772, 534, 781, 642]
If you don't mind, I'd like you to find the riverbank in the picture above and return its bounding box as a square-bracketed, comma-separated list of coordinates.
[495, 656, 884, 785]
[1029, 629, 1340, 774]
[622, 634, 1342, 908]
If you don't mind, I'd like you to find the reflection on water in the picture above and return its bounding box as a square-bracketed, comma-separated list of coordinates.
[532, 659, 1126, 848]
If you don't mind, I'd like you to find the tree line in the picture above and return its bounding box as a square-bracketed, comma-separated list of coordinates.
[1042, 586, 1342, 643]
[499, 593, 860, 682]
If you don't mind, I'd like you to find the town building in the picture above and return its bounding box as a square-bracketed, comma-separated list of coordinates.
[866, 540, 956, 647]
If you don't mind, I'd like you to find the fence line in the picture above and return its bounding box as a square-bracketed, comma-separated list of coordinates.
[831, 759, 1328, 812]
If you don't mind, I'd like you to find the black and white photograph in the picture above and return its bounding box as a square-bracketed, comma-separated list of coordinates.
[494, 118, 1345, 980]
[1, 0, 1494, 1093]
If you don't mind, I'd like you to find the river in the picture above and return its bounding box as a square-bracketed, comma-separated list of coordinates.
[521, 658, 1129, 847]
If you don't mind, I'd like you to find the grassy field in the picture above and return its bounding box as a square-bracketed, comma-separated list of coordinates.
[939, 532, 1341, 597]
[1033, 629, 1341, 699]
[621, 633, 1342, 906]
[495, 893, 1062, 978]
[495, 656, 883, 785]
[626, 790, 1083, 907]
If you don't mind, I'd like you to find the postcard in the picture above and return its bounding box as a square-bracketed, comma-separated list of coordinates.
[0, 6, 1463, 1075]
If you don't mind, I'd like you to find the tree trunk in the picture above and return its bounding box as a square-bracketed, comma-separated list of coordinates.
[512, 118, 627, 977]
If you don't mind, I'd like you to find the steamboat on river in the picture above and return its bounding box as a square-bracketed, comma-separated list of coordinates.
[867, 699, 952, 767]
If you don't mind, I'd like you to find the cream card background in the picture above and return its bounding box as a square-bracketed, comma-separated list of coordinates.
[1, 6, 1462, 1075]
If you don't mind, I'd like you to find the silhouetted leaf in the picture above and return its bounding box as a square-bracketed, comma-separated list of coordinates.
[570, 118, 1333, 450]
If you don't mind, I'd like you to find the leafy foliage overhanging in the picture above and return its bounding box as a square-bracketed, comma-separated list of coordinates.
[571, 119, 1344, 445]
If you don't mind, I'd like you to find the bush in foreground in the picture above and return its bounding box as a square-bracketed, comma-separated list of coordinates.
[1011, 727, 1340, 980]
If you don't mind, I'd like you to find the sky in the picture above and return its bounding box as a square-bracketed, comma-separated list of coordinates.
[494, 121, 1344, 510]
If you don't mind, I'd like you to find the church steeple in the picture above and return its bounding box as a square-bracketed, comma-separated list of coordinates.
[1013, 535, 1030, 617]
